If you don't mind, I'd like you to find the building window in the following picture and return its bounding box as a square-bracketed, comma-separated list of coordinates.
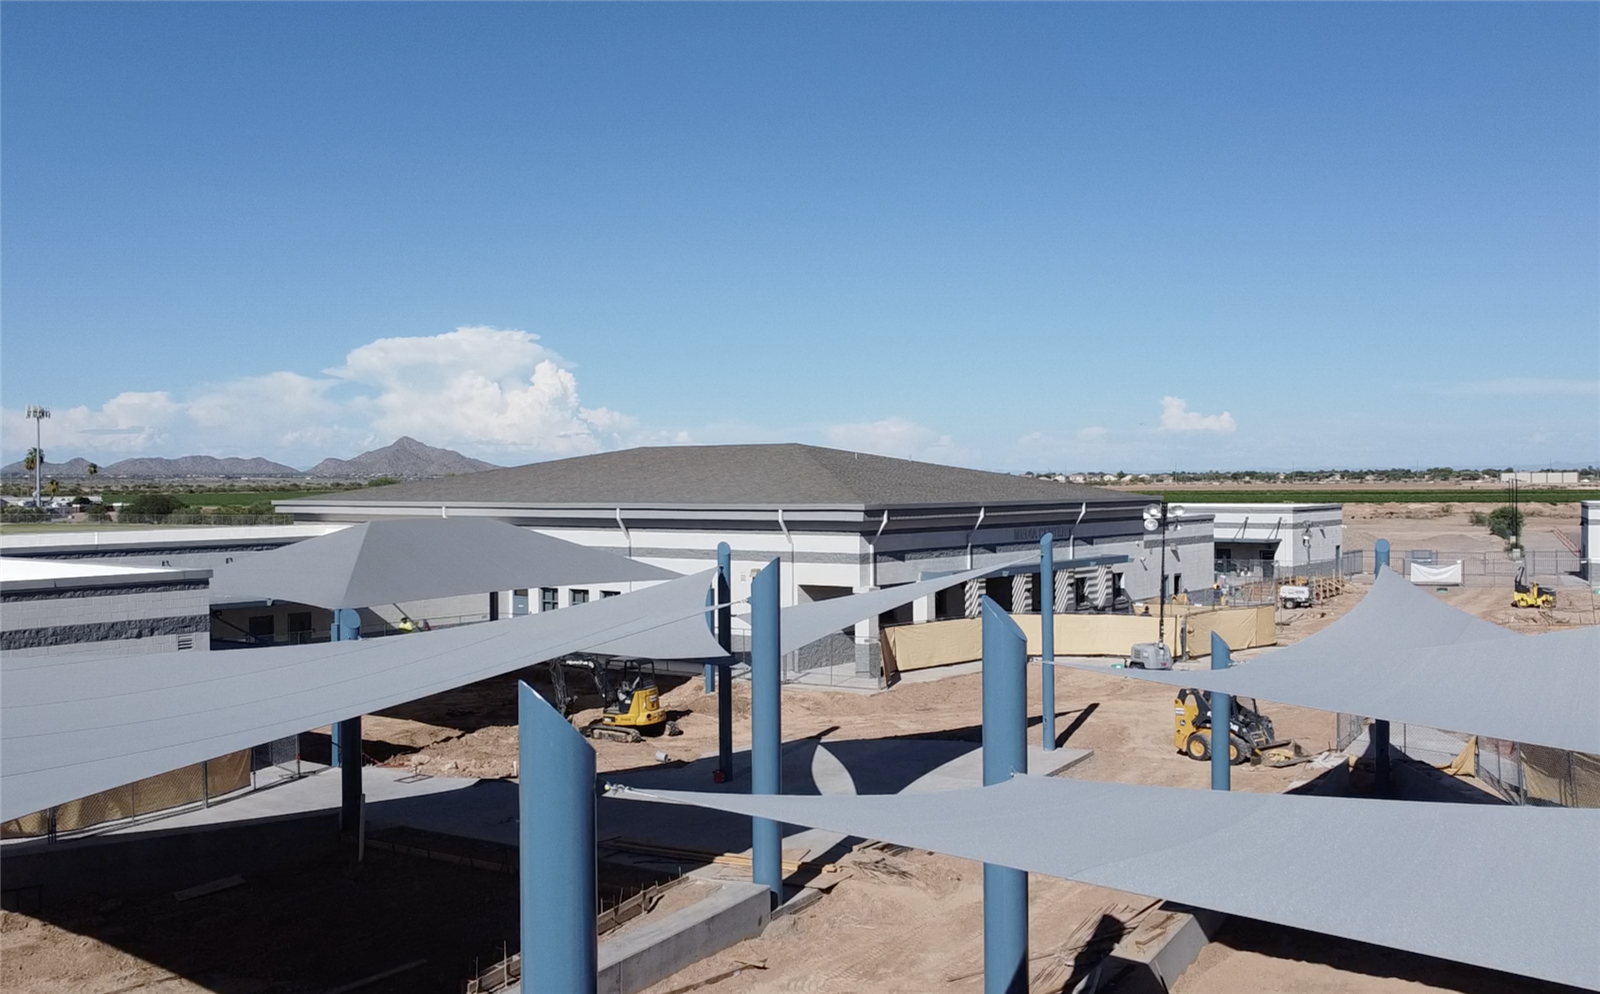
[570, 589, 590, 605]
[539, 587, 559, 612]
[288, 612, 313, 645]
[601, 590, 620, 599]
[248, 616, 275, 642]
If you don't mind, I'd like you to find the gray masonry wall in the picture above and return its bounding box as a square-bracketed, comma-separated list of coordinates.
[1, 578, 211, 657]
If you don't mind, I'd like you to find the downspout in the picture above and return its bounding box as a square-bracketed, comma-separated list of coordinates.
[870, 509, 890, 588]
[1068, 501, 1087, 562]
[777, 508, 796, 604]
[966, 507, 986, 569]
[615, 508, 633, 593]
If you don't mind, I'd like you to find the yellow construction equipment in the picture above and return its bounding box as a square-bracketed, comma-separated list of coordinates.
[580, 660, 676, 743]
[1173, 688, 1305, 767]
[1511, 566, 1555, 610]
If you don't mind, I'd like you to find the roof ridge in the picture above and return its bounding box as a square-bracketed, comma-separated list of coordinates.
[789, 444, 871, 503]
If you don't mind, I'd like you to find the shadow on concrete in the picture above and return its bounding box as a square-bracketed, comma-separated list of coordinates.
[1204, 916, 1588, 994]
[2, 816, 521, 994]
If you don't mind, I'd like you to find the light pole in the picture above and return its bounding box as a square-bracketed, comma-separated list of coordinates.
[24, 406, 50, 510]
[1142, 501, 1186, 647]
[1301, 527, 1312, 578]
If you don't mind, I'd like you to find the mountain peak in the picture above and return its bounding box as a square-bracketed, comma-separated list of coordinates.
[306, 438, 499, 479]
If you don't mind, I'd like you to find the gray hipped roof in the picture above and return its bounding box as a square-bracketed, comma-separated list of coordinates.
[286, 444, 1127, 510]
[208, 517, 674, 608]
[1, 572, 724, 822]
[616, 776, 1600, 989]
[1067, 570, 1600, 754]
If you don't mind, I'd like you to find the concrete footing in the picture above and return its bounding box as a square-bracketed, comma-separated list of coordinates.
[1099, 903, 1227, 994]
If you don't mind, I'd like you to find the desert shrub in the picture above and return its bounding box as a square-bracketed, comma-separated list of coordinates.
[1485, 505, 1523, 541]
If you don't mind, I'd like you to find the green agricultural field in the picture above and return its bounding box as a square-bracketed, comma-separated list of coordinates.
[1118, 488, 1591, 504]
[100, 490, 337, 507]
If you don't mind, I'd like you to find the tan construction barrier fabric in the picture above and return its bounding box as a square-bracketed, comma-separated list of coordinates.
[882, 618, 982, 679]
[206, 749, 253, 797]
[1185, 607, 1276, 656]
[0, 749, 255, 838]
[1522, 746, 1600, 808]
[881, 608, 1276, 677]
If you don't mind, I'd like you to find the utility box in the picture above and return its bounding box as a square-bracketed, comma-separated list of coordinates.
[1129, 642, 1173, 670]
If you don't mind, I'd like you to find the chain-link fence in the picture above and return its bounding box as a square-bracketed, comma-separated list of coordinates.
[1208, 557, 1351, 607]
[720, 629, 881, 690]
[1337, 717, 1596, 809]
[1383, 549, 1582, 585]
[1335, 713, 1365, 752]
[1, 734, 302, 840]
[1476, 737, 1524, 802]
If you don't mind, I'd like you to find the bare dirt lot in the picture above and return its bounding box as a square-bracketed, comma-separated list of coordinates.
[5, 503, 1591, 993]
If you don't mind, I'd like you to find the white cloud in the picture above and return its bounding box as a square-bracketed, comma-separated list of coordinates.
[328, 326, 634, 456]
[3, 326, 639, 465]
[825, 417, 967, 463]
[1159, 396, 1237, 433]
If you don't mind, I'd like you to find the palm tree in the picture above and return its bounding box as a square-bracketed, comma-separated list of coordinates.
[22, 448, 42, 473]
[86, 462, 99, 477]
[47, 479, 60, 497]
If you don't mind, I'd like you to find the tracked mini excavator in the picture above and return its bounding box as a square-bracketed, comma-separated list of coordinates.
[1174, 687, 1304, 767]
[545, 657, 679, 743]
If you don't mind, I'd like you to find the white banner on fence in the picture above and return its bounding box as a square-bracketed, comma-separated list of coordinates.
[1409, 561, 1463, 585]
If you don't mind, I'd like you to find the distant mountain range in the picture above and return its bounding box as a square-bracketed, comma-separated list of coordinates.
[0, 437, 500, 480]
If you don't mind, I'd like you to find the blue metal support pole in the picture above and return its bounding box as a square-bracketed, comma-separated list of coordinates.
[1039, 533, 1056, 752]
[1210, 631, 1232, 792]
[1370, 538, 1391, 793]
[750, 558, 783, 903]
[1372, 719, 1391, 795]
[518, 681, 597, 994]
[330, 608, 363, 830]
[717, 542, 734, 782]
[981, 597, 1029, 994]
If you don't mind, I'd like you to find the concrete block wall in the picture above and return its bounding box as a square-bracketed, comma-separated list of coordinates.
[1, 581, 211, 656]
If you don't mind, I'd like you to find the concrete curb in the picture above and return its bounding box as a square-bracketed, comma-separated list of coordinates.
[595, 880, 771, 994]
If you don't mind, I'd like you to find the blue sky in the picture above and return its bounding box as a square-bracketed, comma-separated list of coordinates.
[3, 3, 1596, 472]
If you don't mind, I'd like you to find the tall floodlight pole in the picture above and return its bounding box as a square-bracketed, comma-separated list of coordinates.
[1142, 502, 1185, 650]
[750, 558, 783, 903]
[24, 406, 49, 509]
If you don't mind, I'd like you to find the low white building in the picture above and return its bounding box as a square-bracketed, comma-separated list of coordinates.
[1184, 502, 1343, 578]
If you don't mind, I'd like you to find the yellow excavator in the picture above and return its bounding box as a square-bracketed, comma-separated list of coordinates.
[1511, 566, 1555, 610]
[546, 658, 678, 743]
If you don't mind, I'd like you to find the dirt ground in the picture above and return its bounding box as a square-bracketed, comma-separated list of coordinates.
[4, 503, 1591, 994]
